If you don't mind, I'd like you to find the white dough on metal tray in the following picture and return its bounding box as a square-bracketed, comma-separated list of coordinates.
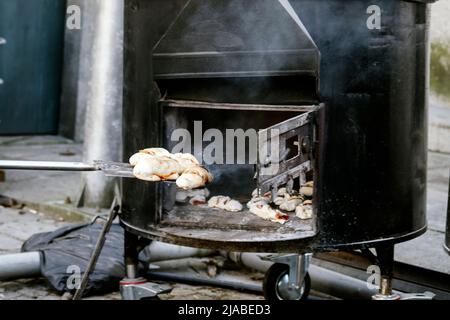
[129, 148, 171, 166]
[247, 201, 289, 224]
[176, 188, 210, 203]
[208, 196, 243, 212]
[170, 153, 200, 172]
[296, 200, 313, 220]
[133, 156, 181, 181]
[176, 166, 213, 190]
[278, 194, 303, 212]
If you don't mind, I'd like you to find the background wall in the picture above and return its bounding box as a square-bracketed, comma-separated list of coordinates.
[59, 0, 99, 142]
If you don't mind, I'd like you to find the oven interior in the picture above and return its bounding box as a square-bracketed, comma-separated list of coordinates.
[154, 99, 319, 244]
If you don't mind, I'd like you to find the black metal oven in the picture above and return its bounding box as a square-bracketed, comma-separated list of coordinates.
[121, 0, 434, 299]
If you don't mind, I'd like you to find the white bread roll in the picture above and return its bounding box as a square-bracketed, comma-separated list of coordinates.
[129, 148, 171, 166]
[189, 195, 207, 206]
[295, 200, 313, 220]
[279, 197, 303, 212]
[300, 181, 314, 197]
[247, 196, 269, 209]
[176, 188, 210, 203]
[141, 148, 171, 156]
[208, 196, 243, 212]
[176, 166, 213, 190]
[300, 186, 314, 197]
[129, 152, 152, 167]
[170, 153, 200, 173]
[133, 156, 181, 181]
[248, 202, 289, 224]
[275, 193, 303, 211]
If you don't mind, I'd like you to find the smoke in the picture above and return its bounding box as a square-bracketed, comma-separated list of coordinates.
[154, 0, 320, 85]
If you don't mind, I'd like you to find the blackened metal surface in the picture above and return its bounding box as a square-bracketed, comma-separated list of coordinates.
[121, 220, 316, 253]
[122, 0, 190, 228]
[122, 0, 432, 251]
[162, 205, 312, 233]
[289, 0, 430, 249]
[153, 0, 319, 79]
[157, 76, 319, 105]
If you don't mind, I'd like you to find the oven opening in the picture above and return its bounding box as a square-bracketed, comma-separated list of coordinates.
[156, 100, 320, 244]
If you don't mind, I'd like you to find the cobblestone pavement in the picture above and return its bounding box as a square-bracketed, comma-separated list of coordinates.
[0, 206, 262, 300]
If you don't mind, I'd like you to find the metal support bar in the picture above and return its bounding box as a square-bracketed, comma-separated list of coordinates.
[372, 246, 399, 300]
[0, 160, 97, 171]
[72, 199, 120, 300]
[0, 160, 135, 178]
[370, 246, 434, 300]
[124, 230, 140, 279]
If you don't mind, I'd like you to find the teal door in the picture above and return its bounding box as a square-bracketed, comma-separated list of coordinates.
[0, 0, 65, 134]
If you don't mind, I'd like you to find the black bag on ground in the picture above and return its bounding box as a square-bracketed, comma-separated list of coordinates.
[21, 223, 126, 297]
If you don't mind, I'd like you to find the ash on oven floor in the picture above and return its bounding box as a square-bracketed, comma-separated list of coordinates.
[159, 204, 316, 247]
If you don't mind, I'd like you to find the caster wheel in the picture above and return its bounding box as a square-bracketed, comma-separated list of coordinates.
[263, 263, 311, 300]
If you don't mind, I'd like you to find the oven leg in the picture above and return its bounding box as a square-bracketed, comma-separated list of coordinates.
[124, 231, 139, 279]
[372, 245, 400, 300]
[371, 245, 435, 301]
[120, 230, 171, 300]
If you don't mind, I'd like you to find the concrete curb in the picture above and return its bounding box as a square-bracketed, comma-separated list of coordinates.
[19, 200, 97, 223]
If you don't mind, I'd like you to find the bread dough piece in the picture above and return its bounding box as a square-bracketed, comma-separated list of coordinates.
[274, 196, 285, 206]
[300, 186, 314, 197]
[176, 188, 210, 203]
[189, 195, 207, 206]
[296, 200, 313, 220]
[248, 202, 289, 224]
[270, 191, 303, 211]
[208, 196, 243, 212]
[133, 156, 181, 181]
[129, 148, 171, 166]
[141, 148, 171, 156]
[252, 187, 292, 206]
[277, 188, 288, 196]
[208, 195, 230, 208]
[299, 181, 314, 197]
[279, 196, 303, 212]
[247, 196, 269, 209]
[176, 166, 213, 190]
[129, 152, 152, 167]
[305, 181, 314, 188]
[170, 153, 200, 173]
